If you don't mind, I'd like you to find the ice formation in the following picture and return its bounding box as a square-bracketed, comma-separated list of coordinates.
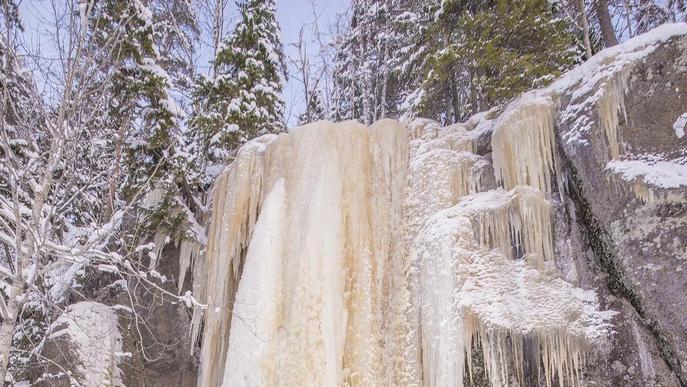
[191, 114, 614, 387]
[491, 96, 558, 194]
[453, 187, 555, 267]
[604, 158, 687, 202]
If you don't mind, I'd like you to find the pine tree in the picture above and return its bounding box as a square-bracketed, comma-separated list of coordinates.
[188, 0, 286, 173]
[331, 0, 406, 124]
[89, 0, 188, 235]
[332, 0, 579, 125]
[149, 0, 200, 94]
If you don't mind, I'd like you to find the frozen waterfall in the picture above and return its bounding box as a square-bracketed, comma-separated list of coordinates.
[189, 115, 615, 387]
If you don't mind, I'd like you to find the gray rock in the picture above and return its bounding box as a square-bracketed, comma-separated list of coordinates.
[553, 33, 687, 386]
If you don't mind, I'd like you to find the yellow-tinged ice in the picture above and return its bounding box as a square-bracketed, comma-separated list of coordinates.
[491, 96, 558, 194]
[194, 118, 612, 387]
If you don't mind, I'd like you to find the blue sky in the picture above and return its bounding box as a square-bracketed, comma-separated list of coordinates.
[19, 0, 349, 127]
[276, 0, 349, 125]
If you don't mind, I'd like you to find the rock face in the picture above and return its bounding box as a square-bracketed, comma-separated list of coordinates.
[553, 26, 687, 386]
[32, 24, 687, 387]
[34, 302, 124, 386]
[32, 245, 198, 387]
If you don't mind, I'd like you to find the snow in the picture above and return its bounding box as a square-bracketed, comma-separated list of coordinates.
[606, 158, 687, 188]
[47, 260, 85, 303]
[549, 23, 687, 95]
[503, 23, 687, 158]
[47, 302, 123, 387]
[160, 98, 185, 118]
[673, 112, 687, 138]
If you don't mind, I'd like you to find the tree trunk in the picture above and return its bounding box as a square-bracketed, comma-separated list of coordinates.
[596, 0, 618, 47]
[0, 288, 20, 383]
[578, 0, 593, 59]
[623, 0, 634, 38]
[449, 70, 461, 124]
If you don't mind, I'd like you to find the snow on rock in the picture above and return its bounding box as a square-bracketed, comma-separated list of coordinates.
[606, 158, 687, 189]
[674, 112, 687, 139]
[502, 23, 687, 158]
[46, 302, 124, 387]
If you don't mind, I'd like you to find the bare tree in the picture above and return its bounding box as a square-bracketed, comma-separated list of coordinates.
[287, 1, 339, 124]
[0, 0, 203, 382]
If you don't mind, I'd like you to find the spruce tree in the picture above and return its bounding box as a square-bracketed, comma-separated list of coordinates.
[149, 0, 200, 94]
[90, 0, 188, 234]
[409, 0, 579, 123]
[188, 0, 286, 173]
[333, 0, 579, 125]
[331, 0, 406, 124]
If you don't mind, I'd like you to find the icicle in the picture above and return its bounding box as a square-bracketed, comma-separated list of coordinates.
[147, 230, 167, 270]
[458, 251, 603, 387]
[455, 186, 555, 267]
[411, 202, 611, 387]
[596, 70, 630, 160]
[176, 238, 200, 293]
[491, 95, 558, 194]
[198, 118, 615, 387]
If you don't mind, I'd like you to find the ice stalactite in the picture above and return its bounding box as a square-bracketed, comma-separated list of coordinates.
[195, 115, 614, 387]
[177, 238, 201, 293]
[491, 96, 558, 194]
[407, 112, 612, 387]
[412, 204, 612, 387]
[197, 134, 276, 387]
[595, 69, 629, 161]
[454, 187, 555, 267]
